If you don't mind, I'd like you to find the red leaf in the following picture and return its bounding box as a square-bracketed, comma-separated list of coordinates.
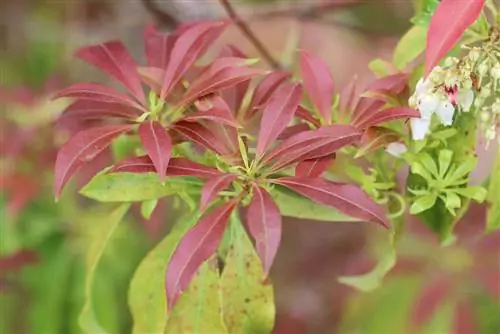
[59, 100, 141, 121]
[367, 73, 408, 95]
[245, 70, 290, 119]
[273, 177, 390, 227]
[339, 75, 358, 117]
[182, 107, 240, 128]
[295, 155, 335, 178]
[426, 0, 484, 76]
[355, 106, 420, 129]
[200, 174, 236, 211]
[166, 200, 237, 309]
[356, 126, 401, 158]
[453, 300, 477, 334]
[137, 66, 164, 94]
[0, 249, 38, 272]
[54, 83, 146, 111]
[172, 121, 230, 155]
[256, 83, 303, 157]
[54, 124, 132, 199]
[138, 121, 172, 181]
[247, 186, 282, 277]
[144, 24, 176, 69]
[109, 155, 156, 173]
[411, 275, 451, 327]
[167, 158, 222, 178]
[219, 46, 251, 114]
[295, 105, 321, 127]
[277, 124, 311, 141]
[160, 21, 226, 99]
[350, 97, 386, 126]
[75, 41, 145, 103]
[299, 50, 334, 124]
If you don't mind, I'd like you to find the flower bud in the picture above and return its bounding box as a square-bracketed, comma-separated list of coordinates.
[480, 110, 490, 123]
[429, 66, 444, 84]
[468, 49, 481, 62]
[491, 64, 500, 80]
[477, 62, 489, 77]
[444, 71, 459, 87]
[479, 84, 491, 98]
[444, 57, 459, 68]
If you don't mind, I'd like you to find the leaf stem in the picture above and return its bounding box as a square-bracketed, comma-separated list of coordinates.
[219, 0, 282, 70]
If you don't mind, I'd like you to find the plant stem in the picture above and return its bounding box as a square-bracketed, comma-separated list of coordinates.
[219, 0, 282, 70]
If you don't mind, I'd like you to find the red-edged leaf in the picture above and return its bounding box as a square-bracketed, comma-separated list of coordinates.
[350, 97, 386, 126]
[138, 121, 172, 181]
[256, 83, 303, 157]
[172, 121, 230, 155]
[144, 24, 176, 69]
[54, 83, 146, 111]
[137, 66, 164, 94]
[367, 73, 408, 95]
[167, 158, 222, 179]
[247, 185, 282, 277]
[59, 100, 141, 121]
[245, 70, 290, 119]
[54, 124, 132, 199]
[355, 126, 401, 158]
[277, 123, 311, 141]
[299, 50, 334, 124]
[75, 41, 145, 103]
[160, 21, 226, 99]
[411, 275, 451, 327]
[295, 105, 321, 127]
[453, 299, 477, 334]
[273, 177, 390, 227]
[355, 106, 420, 129]
[426, 0, 484, 76]
[200, 174, 236, 211]
[295, 155, 335, 178]
[109, 155, 156, 173]
[166, 200, 237, 309]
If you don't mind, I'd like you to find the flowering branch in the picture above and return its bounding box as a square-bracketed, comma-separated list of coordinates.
[219, 0, 282, 70]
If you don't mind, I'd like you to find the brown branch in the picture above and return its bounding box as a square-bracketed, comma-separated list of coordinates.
[219, 0, 282, 70]
[141, 0, 179, 29]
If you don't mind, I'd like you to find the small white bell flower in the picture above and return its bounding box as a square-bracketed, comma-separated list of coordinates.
[386, 142, 408, 157]
[411, 118, 432, 140]
[456, 89, 474, 112]
[435, 100, 455, 126]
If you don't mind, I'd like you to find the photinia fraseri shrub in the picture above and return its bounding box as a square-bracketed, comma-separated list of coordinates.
[49, 0, 500, 331]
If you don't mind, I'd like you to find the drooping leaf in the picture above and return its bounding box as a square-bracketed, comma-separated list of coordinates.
[273, 177, 390, 227]
[81, 171, 203, 202]
[393, 25, 428, 70]
[256, 82, 303, 157]
[75, 41, 145, 103]
[172, 121, 231, 155]
[425, 0, 484, 75]
[200, 174, 236, 211]
[79, 203, 130, 334]
[350, 97, 386, 127]
[59, 100, 141, 121]
[165, 200, 237, 309]
[160, 21, 226, 99]
[245, 71, 290, 119]
[139, 121, 172, 181]
[54, 124, 132, 199]
[355, 126, 401, 158]
[246, 186, 282, 277]
[128, 214, 199, 334]
[221, 214, 275, 334]
[295, 155, 335, 178]
[299, 50, 334, 124]
[164, 261, 226, 334]
[355, 107, 420, 129]
[486, 149, 500, 233]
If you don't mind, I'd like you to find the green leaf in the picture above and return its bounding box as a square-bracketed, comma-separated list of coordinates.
[443, 192, 461, 215]
[410, 194, 437, 215]
[140, 199, 158, 220]
[438, 150, 453, 178]
[447, 155, 477, 184]
[271, 186, 358, 222]
[411, 0, 440, 26]
[410, 162, 433, 181]
[81, 171, 203, 202]
[454, 186, 487, 202]
[221, 214, 275, 334]
[393, 25, 427, 70]
[129, 214, 199, 334]
[486, 150, 500, 233]
[111, 134, 140, 161]
[79, 203, 130, 334]
[164, 261, 226, 334]
[368, 59, 395, 78]
[419, 153, 439, 178]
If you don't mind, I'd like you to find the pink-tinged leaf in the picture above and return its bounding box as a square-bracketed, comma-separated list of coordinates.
[453, 300, 477, 334]
[59, 100, 141, 121]
[273, 177, 390, 227]
[367, 73, 408, 95]
[339, 75, 358, 117]
[183, 107, 240, 128]
[54, 83, 146, 111]
[166, 200, 237, 309]
[167, 158, 222, 179]
[54, 124, 132, 199]
[0, 249, 38, 272]
[246, 71, 291, 119]
[75, 41, 145, 103]
[299, 50, 334, 124]
[138, 121, 172, 181]
[295, 155, 335, 178]
[256, 83, 303, 157]
[411, 275, 451, 327]
[200, 174, 236, 211]
[295, 105, 321, 127]
[218, 46, 250, 114]
[144, 24, 176, 69]
[247, 185, 282, 277]
[109, 155, 156, 173]
[350, 97, 386, 126]
[356, 126, 401, 158]
[160, 21, 227, 99]
[172, 121, 230, 155]
[137, 66, 165, 94]
[277, 124, 311, 141]
[355, 106, 420, 129]
[426, 0, 484, 76]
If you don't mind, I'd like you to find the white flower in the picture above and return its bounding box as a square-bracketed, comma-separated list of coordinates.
[435, 100, 455, 126]
[456, 89, 474, 112]
[417, 94, 440, 118]
[415, 78, 431, 95]
[411, 118, 432, 141]
[386, 142, 408, 157]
